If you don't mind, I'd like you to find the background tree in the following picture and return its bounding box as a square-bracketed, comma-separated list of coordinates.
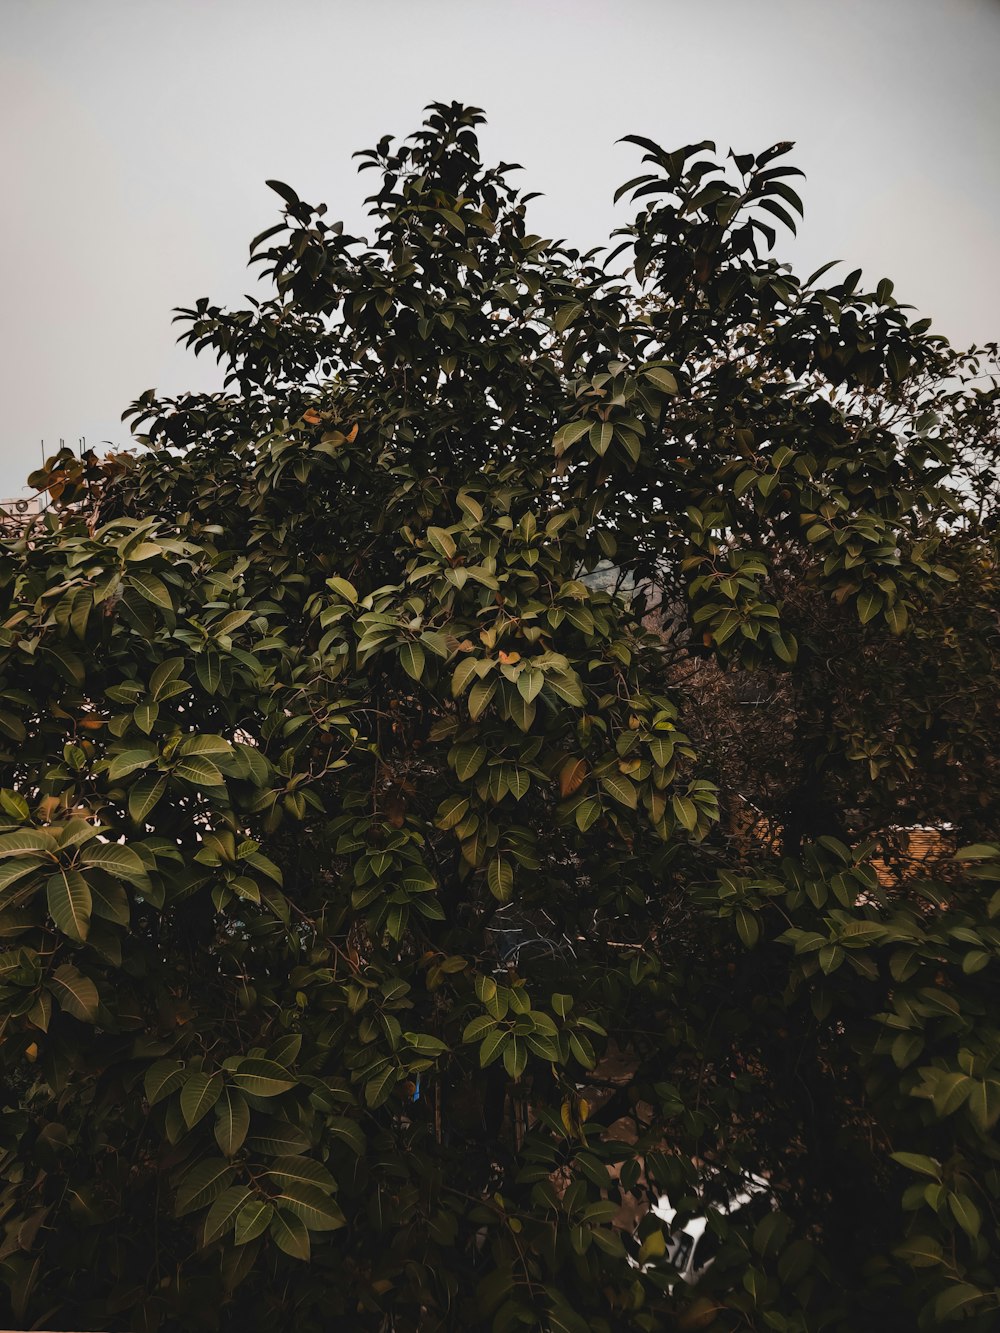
[1, 103, 998, 1332]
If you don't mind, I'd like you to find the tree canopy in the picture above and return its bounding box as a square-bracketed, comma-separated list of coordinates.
[1, 102, 999, 1332]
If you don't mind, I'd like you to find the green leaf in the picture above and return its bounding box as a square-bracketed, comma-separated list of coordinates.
[107, 750, 156, 781]
[553, 302, 584, 333]
[856, 588, 883, 625]
[174, 755, 225, 788]
[129, 571, 174, 612]
[0, 857, 41, 892]
[955, 843, 999, 861]
[178, 734, 233, 757]
[600, 774, 637, 809]
[817, 835, 851, 862]
[0, 789, 30, 820]
[455, 490, 484, 522]
[266, 1155, 337, 1194]
[202, 1186, 253, 1245]
[229, 1059, 296, 1099]
[149, 656, 185, 700]
[364, 1064, 398, 1108]
[479, 1029, 507, 1067]
[769, 630, 798, 663]
[56, 819, 95, 852]
[934, 1283, 984, 1322]
[931, 1072, 972, 1117]
[326, 1117, 366, 1155]
[890, 1152, 940, 1179]
[507, 691, 536, 732]
[948, 1191, 980, 1238]
[517, 667, 543, 703]
[735, 907, 760, 949]
[487, 856, 514, 903]
[26, 991, 51, 1029]
[0, 711, 25, 743]
[647, 735, 674, 766]
[468, 677, 496, 721]
[436, 207, 465, 234]
[589, 422, 614, 456]
[265, 178, 299, 205]
[244, 851, 283, 885]
[106, 857, 156, 919]
[545, 670, 585, 708]
[129, 774, 168, 823]
[245, 1117, 311, 1156]
[777, 1237, 817, 1283]
[503, 1036, 526, 1079]
[49, 963, 99, 1022]
[266, 1033, 302, 1066]
[269, 1208, 310, 1260]
[451, 657, 479, 696]
[234, 1199, 273, 1245]
[463, 1014, 497, 1042]
[215, 1087, 250, 1156]
[326, 576, 358, 604]
[553, 420, 591, 455]
[80, 841, 149, 886]
[671, 794, 698, 830]
[575, 797, 601, 832]
[426, 526, 456, 559]
[0, 830, 54, 856]
[399, 641, 425, 682]
[638, 1229, 667, 1264]
[962, 949, 990, 975]
[145, 1059, 186, 1105]
[175, 1159, 236, 1216]
[196, 650, 223, 694]
[454, 745, 486, 782]
[270, 1181, 345, 1232]
[46, 868, 92, 942]
[891, 1032, 923, 1069]
[643, 366, 678, 393]
[892, 1234, 943, 1268]
[124, 538, 163, 561]
[752, 1211, 789, 1257]
[475, 975, 497, 1005]
[43, 643, 85, 685]
[181, 1072, 224, 1128]
[435, 795, 470, 831]
[968, 1079, 1000, 1131]
[68, 587, 93, 638]
[133, 701, 159, 734]
[569, 1032, 596, 1069]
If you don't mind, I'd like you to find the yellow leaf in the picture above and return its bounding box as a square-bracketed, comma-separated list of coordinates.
[560, 757, 588, 798]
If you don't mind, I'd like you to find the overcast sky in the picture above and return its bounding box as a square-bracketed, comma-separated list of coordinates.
[1, 0, 998, 496]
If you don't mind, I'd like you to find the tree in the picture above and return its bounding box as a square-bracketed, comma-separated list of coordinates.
[1, 102, 998, 1332]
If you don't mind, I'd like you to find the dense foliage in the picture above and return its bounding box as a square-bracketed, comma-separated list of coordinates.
[1, 103, 999, 1331]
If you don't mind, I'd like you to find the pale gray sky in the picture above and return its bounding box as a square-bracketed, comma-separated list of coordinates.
[1, 0, 998, 495]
